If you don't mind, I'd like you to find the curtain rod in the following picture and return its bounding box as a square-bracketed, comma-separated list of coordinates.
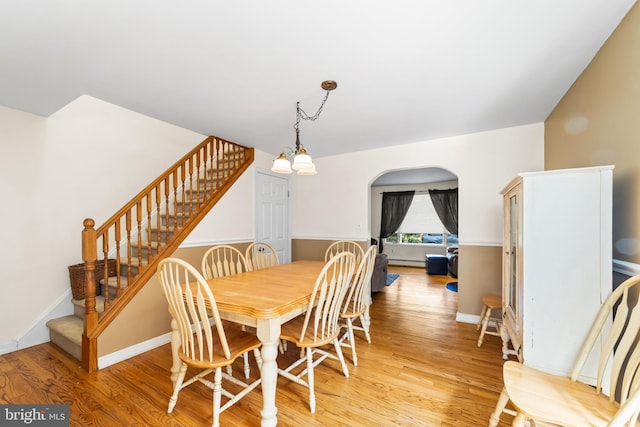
[379, 190, 430, 195]
[379, 189, 456, 195]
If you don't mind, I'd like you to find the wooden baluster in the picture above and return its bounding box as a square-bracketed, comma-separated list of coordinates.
[220, 141, 225, 173]
[195, 149, 202, 205]
[230, 142, 235, 176]
[221, 141, 227, 179]
[216, 138, 222, 186]
[201, 147, 208, 203]
[206, 139, 212, 193]
[126, 210, 132, 284]
[169, 173, 176, 233]
[229, 142, 235, 176]
[115, 220, 121, 297]
[136, 201, 142, 269]
[101, 230, 109, 307]
[146, 194, 152, 263]
[210, 138, 217, 193]
[188, 157, 194, 214]
[203, 141, 210, 194]
[207, 144, 215, 197]
[180, 164, 186, 226]
[81, 218, 98, 373]
[156, 184, 162, 252]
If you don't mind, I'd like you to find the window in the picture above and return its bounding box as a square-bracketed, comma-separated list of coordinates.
[384, 194, 457, 246]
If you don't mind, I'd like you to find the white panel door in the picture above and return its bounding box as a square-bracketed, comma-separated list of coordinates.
[255, 171, 290, 263]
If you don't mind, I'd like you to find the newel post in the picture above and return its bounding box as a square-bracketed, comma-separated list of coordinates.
[81, 218, 99, 372]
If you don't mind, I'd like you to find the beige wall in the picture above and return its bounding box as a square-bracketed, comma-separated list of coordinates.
[291, 239, 368, 262]
[457, 245, 503, 316]
[545, 3, 640, 265]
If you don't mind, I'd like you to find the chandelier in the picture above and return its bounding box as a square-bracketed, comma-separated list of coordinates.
[271, 80, 337, 175]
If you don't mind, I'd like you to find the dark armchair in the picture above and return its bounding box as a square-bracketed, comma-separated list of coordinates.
[370, 253, 389, 293]
[447, 247, 458, 278]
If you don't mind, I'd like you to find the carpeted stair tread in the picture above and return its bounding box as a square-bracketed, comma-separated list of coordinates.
[72, 296, 106, 317]
[102, 276, 129, 287]
[46, 315, 83, 361]
[46, 315, 83, 345]
[47, 314, 84, 360]
[119, 257, 149, 267]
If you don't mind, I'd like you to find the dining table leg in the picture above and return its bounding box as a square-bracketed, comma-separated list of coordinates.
[256, 318, 281, 427]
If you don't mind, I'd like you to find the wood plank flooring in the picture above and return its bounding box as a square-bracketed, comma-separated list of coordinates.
[0, 266, 514, 426]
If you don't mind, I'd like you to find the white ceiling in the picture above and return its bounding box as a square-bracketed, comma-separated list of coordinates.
[1, 1, 636, 160]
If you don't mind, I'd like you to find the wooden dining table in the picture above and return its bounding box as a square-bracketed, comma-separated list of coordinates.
[168, 260, 326, 427]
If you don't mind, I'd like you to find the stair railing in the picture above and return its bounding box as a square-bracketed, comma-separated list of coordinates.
[80, 136, 254, 372]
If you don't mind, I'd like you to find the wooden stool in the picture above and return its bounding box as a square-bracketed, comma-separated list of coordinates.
[477, 293, 502, 347]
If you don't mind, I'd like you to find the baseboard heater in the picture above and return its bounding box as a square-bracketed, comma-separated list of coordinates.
[387, 258, 424, 268]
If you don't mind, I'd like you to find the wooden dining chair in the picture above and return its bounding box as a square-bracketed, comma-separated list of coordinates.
[201, 245, 249, 279]
[246, 242, 285, 352]
[489, 274, 640, 427]
[325, 240, 364, 265]
[201, 245, 252, 378]
[278, 251, 356, 414]
[245, 242, 280, 271]
[157, 257, 262, 427]
[339, 245, 377, 367]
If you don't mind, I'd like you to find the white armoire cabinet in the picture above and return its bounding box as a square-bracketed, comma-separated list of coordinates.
[500, 165, 613, 384]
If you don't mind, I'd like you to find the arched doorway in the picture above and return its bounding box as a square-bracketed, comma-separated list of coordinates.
[369, 167, 458, 268]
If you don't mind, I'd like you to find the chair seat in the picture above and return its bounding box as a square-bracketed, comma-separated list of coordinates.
[503, 361, 621, 426]
[280, 315, 339, 348]
[179, 327, 261, 370]
[340, 300, 366, 319]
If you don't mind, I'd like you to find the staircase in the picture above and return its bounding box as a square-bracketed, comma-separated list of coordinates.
[46, 136, 254, 371]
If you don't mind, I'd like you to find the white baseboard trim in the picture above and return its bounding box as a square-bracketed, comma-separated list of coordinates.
[388, 260, 425, 268]
[0, 289, 75, 356]
[17, 289, 75, 351]
[456, 312, 480, 324]
[98, 332, 171, 369]
[0, 341, 18, 356]
[456, 312, 499, 329]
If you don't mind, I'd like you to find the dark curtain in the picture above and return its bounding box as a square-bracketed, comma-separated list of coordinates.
[429, 188, 458, 235]
[378, 191, 415, 253]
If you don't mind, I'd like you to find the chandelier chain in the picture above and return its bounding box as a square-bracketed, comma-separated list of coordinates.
[294, 90, 332, 131]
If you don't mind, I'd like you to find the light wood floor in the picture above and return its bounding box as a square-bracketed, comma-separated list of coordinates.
[0, 266, 513, 426]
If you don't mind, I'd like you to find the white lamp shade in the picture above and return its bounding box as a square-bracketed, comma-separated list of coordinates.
[271, 155, 292, 174]
[292, 153, 313, 170]
[296, 163, 317, 175]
